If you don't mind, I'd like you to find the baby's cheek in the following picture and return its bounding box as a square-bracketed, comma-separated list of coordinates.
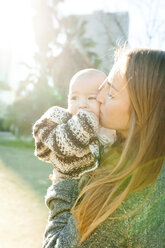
[68, 102, 78, 115]
[90, 102, 100, 117]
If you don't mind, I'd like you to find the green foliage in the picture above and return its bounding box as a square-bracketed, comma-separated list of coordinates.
[3, 81, 63, 136]
[5, 0, 100, 136]
[0, 118, 5, 131]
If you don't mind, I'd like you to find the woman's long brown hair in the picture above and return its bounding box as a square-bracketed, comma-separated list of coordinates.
[71, 48, 165, 244]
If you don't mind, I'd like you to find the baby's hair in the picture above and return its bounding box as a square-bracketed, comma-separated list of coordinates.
[69, 68, 106, 91]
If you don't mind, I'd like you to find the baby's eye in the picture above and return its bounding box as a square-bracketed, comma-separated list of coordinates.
[88, 96, 97, 100]
[70, 96, 78, 100]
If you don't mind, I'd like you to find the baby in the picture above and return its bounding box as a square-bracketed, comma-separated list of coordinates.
[33, 69, 116, 180]
[68, 69, 116, 145]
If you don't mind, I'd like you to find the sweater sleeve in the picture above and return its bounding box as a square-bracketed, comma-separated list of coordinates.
[36, 109, 99, 158]
[33, 106, 72, 163]
[42, 179, 80, 248]
[34, 120, 56, 163]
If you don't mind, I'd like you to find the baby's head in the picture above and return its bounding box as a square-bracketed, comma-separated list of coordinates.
[68, 68, 106, 117]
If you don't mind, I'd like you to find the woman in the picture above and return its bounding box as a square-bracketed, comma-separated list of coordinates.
[41, 48, 165, 248]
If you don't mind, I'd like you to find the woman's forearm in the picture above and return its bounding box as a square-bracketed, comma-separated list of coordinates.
[42, 179, 80, 248]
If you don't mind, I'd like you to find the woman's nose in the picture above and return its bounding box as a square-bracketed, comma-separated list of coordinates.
[97, 87, 106, 104]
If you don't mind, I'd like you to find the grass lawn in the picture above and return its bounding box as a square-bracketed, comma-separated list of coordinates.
[0, 143, 52, 197]
[0, 136, 53, 248]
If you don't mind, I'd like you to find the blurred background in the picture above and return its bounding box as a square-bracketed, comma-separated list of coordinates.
[0, 0, 164, 247]
[0, 0, 165, 137]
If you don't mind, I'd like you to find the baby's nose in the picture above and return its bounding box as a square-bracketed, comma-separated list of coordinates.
[78, 99, 88, 108]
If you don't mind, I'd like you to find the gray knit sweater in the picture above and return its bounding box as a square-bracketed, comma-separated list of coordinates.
[42, 165, 165, 248]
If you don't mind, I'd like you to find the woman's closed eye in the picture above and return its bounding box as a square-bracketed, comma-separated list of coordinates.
[108, 93, 114, 99]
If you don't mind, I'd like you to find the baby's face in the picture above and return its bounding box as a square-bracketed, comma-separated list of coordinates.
[68, 74, 106, 117]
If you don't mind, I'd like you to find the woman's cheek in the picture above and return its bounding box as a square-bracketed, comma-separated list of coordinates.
[105, 100, 116, 116]
[104, 101, 120, 126]
[105, 99, 130, 130]
[90, 102, 100, 117]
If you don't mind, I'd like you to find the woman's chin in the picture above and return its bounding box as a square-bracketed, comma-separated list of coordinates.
[100, 118, 114, 130]
[100, 118, 107, 128]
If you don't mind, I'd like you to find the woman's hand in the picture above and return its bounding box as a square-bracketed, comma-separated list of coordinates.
[49, 169, 63, 184]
